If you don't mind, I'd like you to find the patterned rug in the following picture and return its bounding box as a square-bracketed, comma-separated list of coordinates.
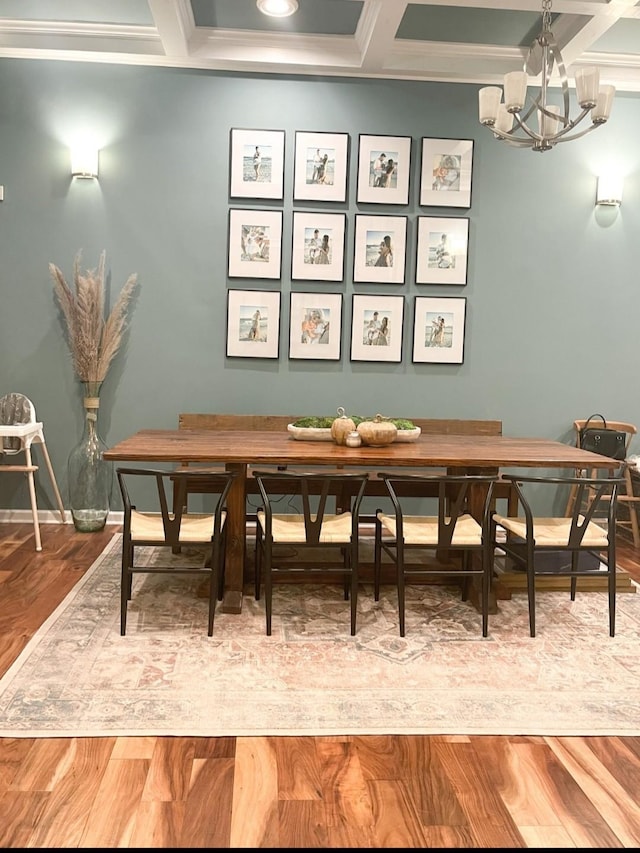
[1, 534, 640, 738]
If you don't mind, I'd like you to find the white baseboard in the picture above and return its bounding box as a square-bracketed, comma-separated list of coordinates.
[0, 509, 124, 525]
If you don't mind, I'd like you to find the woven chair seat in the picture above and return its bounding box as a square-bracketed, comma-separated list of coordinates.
[130, 509, 226, 543]
[256, 510, 354, 544]
[377, 512, 483, 547]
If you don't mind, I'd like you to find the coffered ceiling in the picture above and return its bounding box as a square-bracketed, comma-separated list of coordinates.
[1, 0, 639, 91]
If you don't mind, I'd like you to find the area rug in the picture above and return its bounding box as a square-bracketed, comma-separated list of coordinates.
[1, 534, 640, 738]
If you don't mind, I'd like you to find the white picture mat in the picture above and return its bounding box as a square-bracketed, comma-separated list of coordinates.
[353, 215, 407, 284]
[356, 134, 411, 205]
[351, 294, 404, 362]
[293, 131, 349, 202]
[229, 128, 285, 200]
[416, 217, 469, 285]
[291, 212, 346, 282]
[289, 292, 342, 360]
[228, 209, 283, 280]
[419, 138, 473, 208]
[226, 289, 281, 359]
[412, 296, 466, 364]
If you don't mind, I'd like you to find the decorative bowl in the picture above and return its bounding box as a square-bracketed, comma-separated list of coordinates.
[394, 427, 422, 443]
[287, 423, 333, 442]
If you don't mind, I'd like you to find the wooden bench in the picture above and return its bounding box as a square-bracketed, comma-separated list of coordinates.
[176, 413, 504, 504]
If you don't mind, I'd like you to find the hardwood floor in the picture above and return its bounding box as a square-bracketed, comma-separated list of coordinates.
[1, 522, 640, 848]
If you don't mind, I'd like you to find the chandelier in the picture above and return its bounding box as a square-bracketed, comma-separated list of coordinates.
[478, 0, 615, 152]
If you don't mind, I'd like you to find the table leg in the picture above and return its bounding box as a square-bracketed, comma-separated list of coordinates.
[221, 462, 248, 614]
[458, 466, 499, 615]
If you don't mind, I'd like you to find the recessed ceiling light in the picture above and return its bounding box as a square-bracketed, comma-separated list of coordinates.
[257, 0, 299, 18]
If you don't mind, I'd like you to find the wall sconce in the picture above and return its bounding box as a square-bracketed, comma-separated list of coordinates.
[596, 174, 623, 206]
[70, 146, 99, 179]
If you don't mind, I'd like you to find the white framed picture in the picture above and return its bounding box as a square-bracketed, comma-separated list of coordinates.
[419, 138, 474, 208]
[353, 214, 407, 284]
[412, 296, 466, 364]
[356, 134, 411, 205]
[227, 208, 283, 280]
[289, 292, 342, 360]
[293, 131, 349, 202]
[291, 211, 346, 282]
[350, 293, 404, 363]
[416, 216, 470, 285]
[229, 128, 285, 200]
[226, 289, 281, 359]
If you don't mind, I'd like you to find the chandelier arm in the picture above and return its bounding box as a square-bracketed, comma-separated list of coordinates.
[549, 120, 600, 144]
[487, 126, 545, 147]
[510, 113, 542, 142]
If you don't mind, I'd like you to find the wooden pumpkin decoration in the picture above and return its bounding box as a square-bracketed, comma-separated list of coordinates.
[357, 414, 398, 447]
[331, 406, 356, 446]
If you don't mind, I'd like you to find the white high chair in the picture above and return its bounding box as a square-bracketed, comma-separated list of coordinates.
[0, 393, 66, 550]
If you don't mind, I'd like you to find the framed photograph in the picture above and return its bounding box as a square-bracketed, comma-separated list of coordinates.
[419, 138, 474, 208]
[356, 134, 411, 205]
[353, 214, 407, 284]
[229, 128, 285, 200]
[226, 289, 281, 359]
[289, 292, 342, 360]
[412, 296, 466, 364]
[350, 294, 404, 363]
[416, 216, 470, 285]
[291, 212, 346, 282]
[293, 131, 349, 202]
[227, 208, 283, 280]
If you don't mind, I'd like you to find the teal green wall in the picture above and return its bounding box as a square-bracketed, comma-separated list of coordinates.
[0, 58, 638, 513]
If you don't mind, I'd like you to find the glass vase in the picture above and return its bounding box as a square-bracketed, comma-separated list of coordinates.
[68, 396, 112, 532]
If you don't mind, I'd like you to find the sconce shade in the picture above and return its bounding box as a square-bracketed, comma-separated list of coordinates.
[71, 146, 99, 179]
[596, 174, 623, 206]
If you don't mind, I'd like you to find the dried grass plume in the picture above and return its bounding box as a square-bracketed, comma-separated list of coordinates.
[49, 251, 138, 397]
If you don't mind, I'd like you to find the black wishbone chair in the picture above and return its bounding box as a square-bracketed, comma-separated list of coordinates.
[252, 469, 369, 636]
[116, 467, 237, 636]
[493, 472, 623, 637]
[374, 472, 498, 637]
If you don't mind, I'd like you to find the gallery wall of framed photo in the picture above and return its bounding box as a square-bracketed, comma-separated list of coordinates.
[226, 127, 474, 365]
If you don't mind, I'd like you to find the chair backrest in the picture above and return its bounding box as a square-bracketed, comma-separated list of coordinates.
[573, 418, 636, 455]
[0, 392, 36, 454]
[252, 469, 369, 544]
[501, 472, 623, 546]
[116, 467, 237, 546]
[377, 472, 497, 545]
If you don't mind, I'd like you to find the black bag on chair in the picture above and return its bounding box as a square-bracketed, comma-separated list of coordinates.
[579, 414, 627, 460]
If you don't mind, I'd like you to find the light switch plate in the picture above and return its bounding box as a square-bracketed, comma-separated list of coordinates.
[0, 186, 4, 201]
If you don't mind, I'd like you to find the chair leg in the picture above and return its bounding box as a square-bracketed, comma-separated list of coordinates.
[38, 439, 66, 523]
[526, 544, 536, 638]
[350, 545, 358, 636]
[264, 542, 273, 636]
[373, 514, 382, 601]
[397, 552, 406, 637]
[208, 538, 224, 636]
[24, 449, 42, 552]
[120, 551, 129, 636]
[254, 526, 263, 600]
[623, 467, 640, 549]
[217, 530, 226, 602]
[208, 564, 218, 638]
[481, 545, 490, 638]
[608, 543, 616, 638]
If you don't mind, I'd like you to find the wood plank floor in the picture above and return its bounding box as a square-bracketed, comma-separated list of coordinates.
[0, 521, 640, 848]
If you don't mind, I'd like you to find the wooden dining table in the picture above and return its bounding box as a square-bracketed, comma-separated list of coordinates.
[103, 428, 619, 614]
